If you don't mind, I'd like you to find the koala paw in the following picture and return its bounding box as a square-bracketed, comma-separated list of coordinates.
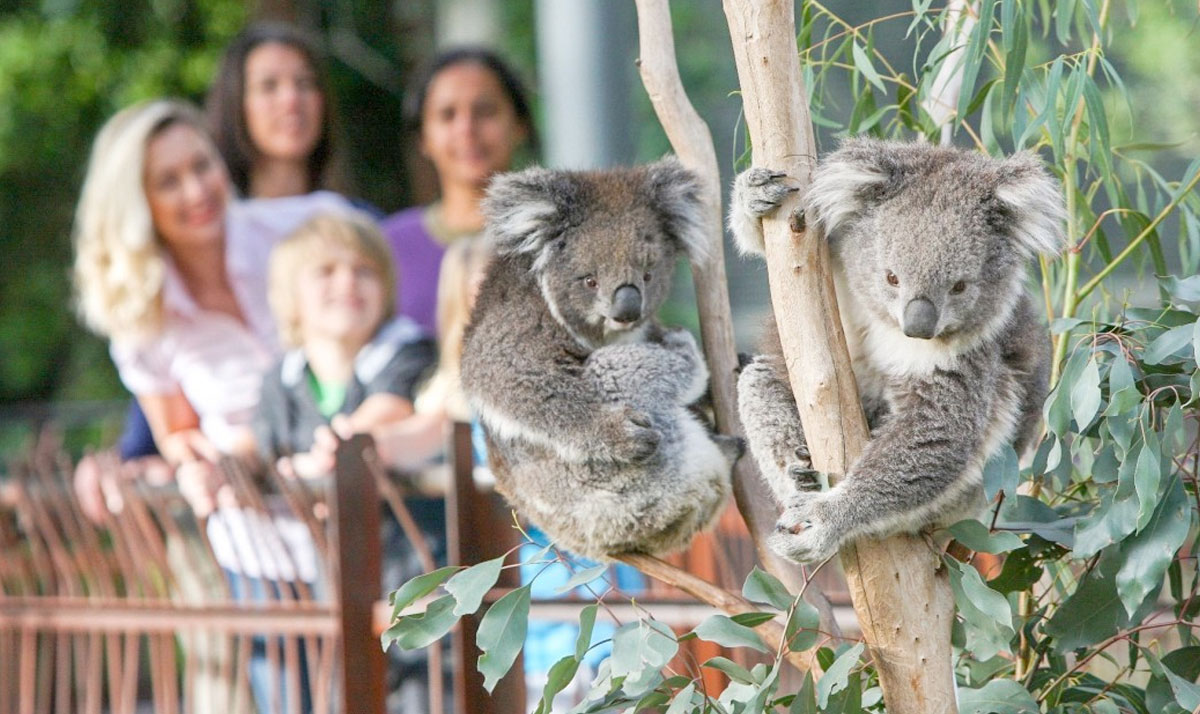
[734, 168, 798, 219]
[768, 491, 841, 563]
[604, 406, 661, 463]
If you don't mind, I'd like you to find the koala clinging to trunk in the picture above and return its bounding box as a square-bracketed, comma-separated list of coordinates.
[731, 138, 1065, 563]
[461, 158, 742, 560]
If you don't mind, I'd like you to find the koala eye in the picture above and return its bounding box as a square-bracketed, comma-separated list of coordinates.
[950, 280, 967, 295]
[583, 275, 598, 289]
[643, 271, 652, 282]
[886, 270, 899, 287]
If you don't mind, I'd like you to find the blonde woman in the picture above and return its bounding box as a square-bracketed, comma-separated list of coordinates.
[73, 98, 352, 713]
[74, 98, 349, 488]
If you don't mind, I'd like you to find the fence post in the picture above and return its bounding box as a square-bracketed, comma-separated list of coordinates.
[446, 422, 525, 714]
[330, 434, 385, 714]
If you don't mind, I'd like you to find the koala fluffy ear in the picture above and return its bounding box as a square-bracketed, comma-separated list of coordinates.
[642, 157, 712, 265]
[483, 167, 577, 257]
[805, 136, 896, 237]
[994, 153, 1067, 258]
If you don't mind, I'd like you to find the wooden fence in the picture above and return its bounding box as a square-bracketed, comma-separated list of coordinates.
[0, 422, 851, 714]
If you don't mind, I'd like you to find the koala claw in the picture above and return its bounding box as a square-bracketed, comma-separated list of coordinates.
[770, 492, 839, 563]
[744, 167, 789, 186]
[736, 168, 798, 219]
[787, 464, 823, 492]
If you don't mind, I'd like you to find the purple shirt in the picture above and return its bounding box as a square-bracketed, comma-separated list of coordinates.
[380, 207, 445, 335]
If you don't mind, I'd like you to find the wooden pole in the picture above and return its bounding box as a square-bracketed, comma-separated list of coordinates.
[330, 435, 385, 714]
[719, 1, 958, 712]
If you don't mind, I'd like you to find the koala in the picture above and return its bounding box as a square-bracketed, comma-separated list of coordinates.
[729, 138, 1065, 563]
[460, 158, 743, 560]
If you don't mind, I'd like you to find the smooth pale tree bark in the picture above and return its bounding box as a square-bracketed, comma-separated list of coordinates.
[620, 0, 835, 673]
[720, 1, 958, 712]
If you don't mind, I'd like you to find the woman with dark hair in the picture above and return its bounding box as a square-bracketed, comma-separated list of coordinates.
[381, 47, 537, 335]
[206, 21, 343, 199]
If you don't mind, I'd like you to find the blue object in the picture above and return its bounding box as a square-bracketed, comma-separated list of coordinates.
[117, 400, 159, 460]
[519, 528, 646, 673]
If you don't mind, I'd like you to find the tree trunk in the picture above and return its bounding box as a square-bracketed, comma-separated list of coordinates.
[720, 1, 959, 712]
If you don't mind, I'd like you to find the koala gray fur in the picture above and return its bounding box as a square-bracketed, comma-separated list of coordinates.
[729, 137, 1065, 563]
[460, 158, 742, 560]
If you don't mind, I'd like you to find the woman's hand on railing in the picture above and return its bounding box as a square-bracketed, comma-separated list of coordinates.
[175, 459, 229, 518]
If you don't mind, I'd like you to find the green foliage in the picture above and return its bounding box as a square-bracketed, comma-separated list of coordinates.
[0, 0, 249, 408]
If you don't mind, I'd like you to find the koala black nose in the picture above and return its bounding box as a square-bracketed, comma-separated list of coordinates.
[611, 284, 642, 324]
[902, 297, 938, 339]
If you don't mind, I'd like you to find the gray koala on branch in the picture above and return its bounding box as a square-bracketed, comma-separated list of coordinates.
[730, 138, 1065, 563]
[461, 158, 742, 560]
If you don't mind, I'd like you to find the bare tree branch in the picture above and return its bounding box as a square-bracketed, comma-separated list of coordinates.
[632, 0, 840, 645]
[720, 1, 959, 711]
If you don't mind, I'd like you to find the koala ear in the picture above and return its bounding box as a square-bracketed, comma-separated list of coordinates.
[993, 153, 1067, 258]
[805, 137, 898, 237]
[483, 167, 576, 256]
[642, 156, 712, 264]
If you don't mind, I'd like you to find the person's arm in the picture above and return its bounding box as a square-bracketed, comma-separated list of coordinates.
[137, 391, 219, 465]
[137, 391, 226, 517]
[339, 393, 415, 435]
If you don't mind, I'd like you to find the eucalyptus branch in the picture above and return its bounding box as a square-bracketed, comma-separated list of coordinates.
[1075, 168, 1200, 302]
[614, 552, 819, 673]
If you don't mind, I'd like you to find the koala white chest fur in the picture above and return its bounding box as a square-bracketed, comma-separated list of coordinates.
[730, 138, 1065, 563]
[460, 159, 743, 560]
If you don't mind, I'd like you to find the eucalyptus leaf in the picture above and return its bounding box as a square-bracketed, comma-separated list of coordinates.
[388, 565, 461, 620]
[850, 41, 886, 92]
[575, 604, 598, 661]
[730, 611, 778, 628]
[554, 564, 608, 595]
[610, 619, 678, 681]
[1046, 550, 1127, 651]
[1161, 275, 1200, 302]
[1104, 355, 1140, 418]
[663, 682, 696, 714]
[1116, 476, 1191, 617]
[1164, 668, 1200, 711]
[949, 558, 1014, 659]
[816, 643, 864, 708]
[742, 566, 794, 610]
[703, 656, 756, 685]
[790, 672, 818, 714]
[535, 656, 581, 714]
[1070, 355, 1102, 430]
[1073, 487, 1139, 559]
[1144, 323, 1197, 365]
[477, 585, 532, 692]
[1146, 647, 1200, 714]
[691, 614, 768, 653]
[988, 548, 1043, 594]
[382, 594, 460, 651]
[1133, 433, 1162, 531]
[983, 444, 1020, 502]
[445, 555, 504, 616]
[948, 519, 1024, 553]
[958, 679, 1039, 713]
[785, 597, 822, 652]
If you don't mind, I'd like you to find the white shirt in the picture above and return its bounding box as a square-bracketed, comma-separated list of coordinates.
[110, 191, 353, 582]
[111, 191, 351, 452]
